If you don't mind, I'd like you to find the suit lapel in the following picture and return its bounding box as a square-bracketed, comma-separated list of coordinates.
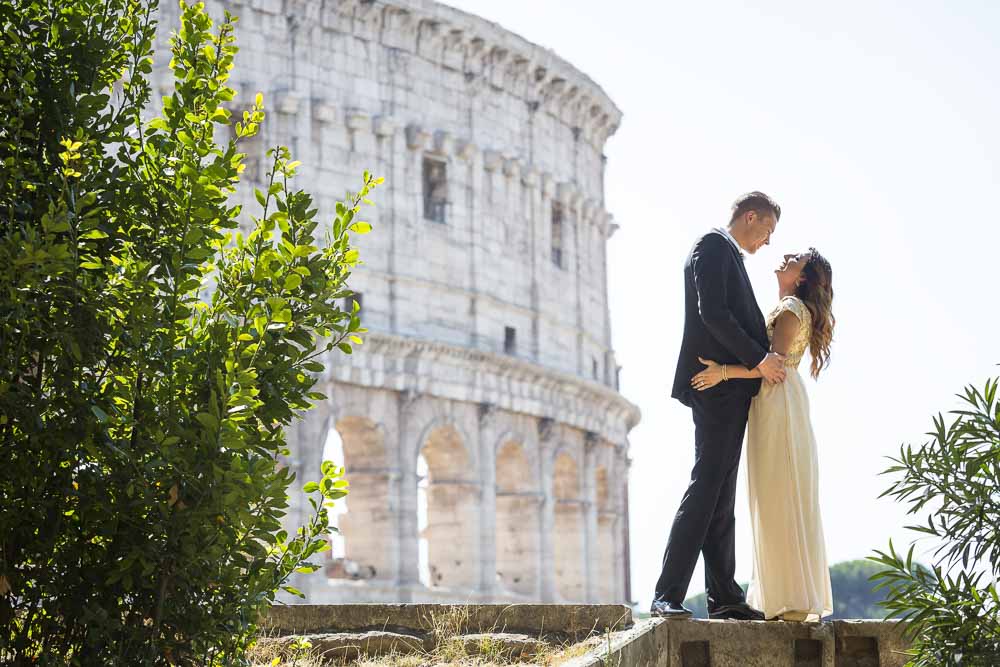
[711, 230, 752, 287]
[711, 230, 766, 331]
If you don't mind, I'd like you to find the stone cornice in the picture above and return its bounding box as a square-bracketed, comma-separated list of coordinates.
[322, 332, 641, 444]
[304, 0, 622, 148]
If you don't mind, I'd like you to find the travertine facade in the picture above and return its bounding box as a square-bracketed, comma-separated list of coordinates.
[153, 0, 639, 604]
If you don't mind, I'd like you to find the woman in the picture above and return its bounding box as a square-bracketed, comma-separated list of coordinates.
[691, 248, 835, 622]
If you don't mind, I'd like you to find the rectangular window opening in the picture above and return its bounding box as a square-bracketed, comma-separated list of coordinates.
[423, 156, 448, 223]
[504, 326, 517, 355]
[551, 202, 564, 268]
[344, 292, 363, 315]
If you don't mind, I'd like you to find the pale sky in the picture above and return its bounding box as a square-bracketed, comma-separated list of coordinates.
[444, 0, 1000, 609]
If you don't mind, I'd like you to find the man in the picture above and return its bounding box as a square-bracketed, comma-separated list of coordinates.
[651, 192, 786, 620]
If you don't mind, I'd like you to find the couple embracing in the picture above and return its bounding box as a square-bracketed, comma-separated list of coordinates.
[652, 192, 835, 622]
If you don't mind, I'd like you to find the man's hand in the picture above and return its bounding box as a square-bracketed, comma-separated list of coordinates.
[756, 352, 787, 384]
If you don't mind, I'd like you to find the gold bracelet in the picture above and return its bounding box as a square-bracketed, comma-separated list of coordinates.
[722, 364, 728, 382]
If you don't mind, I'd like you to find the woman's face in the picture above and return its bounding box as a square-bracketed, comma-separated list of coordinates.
[776, 251, 809, 290]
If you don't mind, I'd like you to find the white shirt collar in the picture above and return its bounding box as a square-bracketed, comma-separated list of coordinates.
[713, 226, 743, 254]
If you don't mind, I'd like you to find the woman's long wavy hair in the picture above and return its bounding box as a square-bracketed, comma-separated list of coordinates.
[795, 248, 835, 379]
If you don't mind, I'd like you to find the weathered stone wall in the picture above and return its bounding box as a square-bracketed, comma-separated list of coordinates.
[260, 605, 913, 667]
[151, 0, 638, 604]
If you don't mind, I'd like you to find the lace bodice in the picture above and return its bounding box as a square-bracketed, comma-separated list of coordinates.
[766, 296, 812, 369]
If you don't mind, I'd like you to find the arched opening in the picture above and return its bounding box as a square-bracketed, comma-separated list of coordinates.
[420, 424, 479, 590]
[495, 440, 540, 596]
[552, 451, 585, 601]
[322, 429, 347, 559]
[330, 416, 390, 582]
[595, 466, 618, 602]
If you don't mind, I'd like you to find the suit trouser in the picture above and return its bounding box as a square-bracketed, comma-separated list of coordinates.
[654, 390, 751, 608]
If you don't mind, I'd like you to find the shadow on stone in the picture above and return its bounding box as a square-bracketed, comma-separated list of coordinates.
[837, 636, 879, 667]
[681, 640, 711, 667]
[794, 638, 823, 667]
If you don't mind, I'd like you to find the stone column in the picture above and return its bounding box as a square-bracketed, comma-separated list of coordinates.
[476, 150, 502, 349]
[384, 120, 409, 336]
[459, 140, 481, 350]
[537, 417, 557, 602]
[620, 449, 633, 603]
[522, 165, 541, 361]
[476, 403, 499, 597]
[557, 182, 584, 376]
[583, 432, 600, 602]
[395, 389, 421, 596]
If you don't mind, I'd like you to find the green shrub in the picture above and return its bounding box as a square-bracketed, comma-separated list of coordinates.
[871, 377, 1000, 666]
[0, 0, 379, 663]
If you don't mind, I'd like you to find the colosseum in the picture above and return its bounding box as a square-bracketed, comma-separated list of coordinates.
[152, 0, 640, 604]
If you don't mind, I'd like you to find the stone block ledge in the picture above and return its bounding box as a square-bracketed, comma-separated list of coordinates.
[262, 603, 633, 640]
[565, 617, 912, 667]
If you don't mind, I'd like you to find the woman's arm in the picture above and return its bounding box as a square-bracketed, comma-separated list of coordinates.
[769, 310, 799, 357]
[690, 358, 761, 392]
[691, 310, 801, 391]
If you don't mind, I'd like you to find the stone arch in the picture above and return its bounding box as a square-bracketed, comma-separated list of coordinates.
[553, 449, 580, 499]
[331, 415, 391, 582]
[552, 450, 586, 601]
[495, 437, 541, 596]
[407, 402, 476, 468]
[419, 422, 479, 590]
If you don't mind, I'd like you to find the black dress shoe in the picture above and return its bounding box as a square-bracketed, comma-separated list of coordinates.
[650, 600, 693, 618]
[708, 602, 765, 621]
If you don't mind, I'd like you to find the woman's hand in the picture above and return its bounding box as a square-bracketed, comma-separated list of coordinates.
[691, 357, 725, 391]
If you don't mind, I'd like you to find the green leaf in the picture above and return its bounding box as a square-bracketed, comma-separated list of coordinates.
[195, 413, 219, 430]
[283, 274, 302, 290]
[302, 482, 319, 493]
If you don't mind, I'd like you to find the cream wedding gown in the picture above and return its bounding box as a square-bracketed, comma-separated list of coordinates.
[746, 296, 834, 621]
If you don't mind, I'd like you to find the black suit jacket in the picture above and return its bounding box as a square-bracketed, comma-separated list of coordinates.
[671, 231, 770, 408]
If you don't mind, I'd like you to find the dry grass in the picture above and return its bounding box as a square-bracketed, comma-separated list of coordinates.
[250, 633, 603, 666]
[250, 606, 612, 667]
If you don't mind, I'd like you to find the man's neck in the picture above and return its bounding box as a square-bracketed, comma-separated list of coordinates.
[726, 223, 752, 253]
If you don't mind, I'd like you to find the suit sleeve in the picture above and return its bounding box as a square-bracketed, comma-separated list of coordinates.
[692, 236, 769, 369]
